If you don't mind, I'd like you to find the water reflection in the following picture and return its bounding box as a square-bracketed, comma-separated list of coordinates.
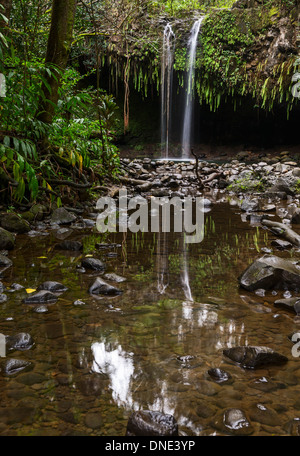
[156, 231, 169, 294]
[91, 341, 135, 407]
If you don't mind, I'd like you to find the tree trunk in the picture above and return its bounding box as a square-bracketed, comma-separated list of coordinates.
[37, 0, 77, 124]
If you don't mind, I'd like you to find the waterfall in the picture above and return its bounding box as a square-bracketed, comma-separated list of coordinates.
[161, 23, 175, 159]
[182, 17, 204, 158]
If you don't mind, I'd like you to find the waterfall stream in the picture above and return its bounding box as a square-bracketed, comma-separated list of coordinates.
[182, 17, 204, 158]
[161, 23, 175, 159]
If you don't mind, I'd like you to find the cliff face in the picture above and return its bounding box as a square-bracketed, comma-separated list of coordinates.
[85, 1, 299, 146]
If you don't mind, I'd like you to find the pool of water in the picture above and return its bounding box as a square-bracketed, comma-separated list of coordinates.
[0, 197, 299, 436]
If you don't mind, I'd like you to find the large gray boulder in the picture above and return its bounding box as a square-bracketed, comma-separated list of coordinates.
[239, 255, 300, 291]
[223, 346, 288, 369]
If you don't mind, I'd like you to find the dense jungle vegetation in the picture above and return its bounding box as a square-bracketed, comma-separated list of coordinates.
[0, 0, 299, 207]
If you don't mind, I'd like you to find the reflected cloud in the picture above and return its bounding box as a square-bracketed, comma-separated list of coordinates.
[91, 342, 135, 407]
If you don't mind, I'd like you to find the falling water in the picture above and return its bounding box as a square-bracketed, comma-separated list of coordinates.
[161, 23, 175, 158]
[182, 17, 204, 158]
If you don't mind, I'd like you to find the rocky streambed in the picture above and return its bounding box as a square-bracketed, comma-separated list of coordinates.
[1, 157, 300, 435]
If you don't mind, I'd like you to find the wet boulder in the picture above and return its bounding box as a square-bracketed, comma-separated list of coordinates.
[82, 258, 106, 272]
[89, 277, 122, 296]
[23, 290, 58, 304]
[239, 255, 300, 291]
[274, 297, 300, 314]
[6, 332, 34, 351]
[37, 281, 68, 293]
[1, 359, 32, 376]
[0, 228, 15, 250]
[0, 213, 31, 234]
[50, 207, 76, 225]
[207, 368, 232, 383]
[223, 346, 288, 369]
[103, 273, 126, 283]
[126, 411, 178, 436]
[211, 408, 253, 436]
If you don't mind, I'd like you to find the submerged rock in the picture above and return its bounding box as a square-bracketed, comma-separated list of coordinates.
[55, 240, 83, 251]
[1, 358, 32, 376]
[211, 408, 253, 435]
[207, 368, 232, 383]
[23, 290, 58, 304]
[223, 346, 288, 369]
[6, 332, 34, 351]
[37, 281, 68, 293]
[274, 297, 300, 313]
[89, 277, 122, 296]
[126, 411, 178, 436]
[82, 258, 106, 272]
[239, 255, 300, 291]
[0, 228, 15, 250]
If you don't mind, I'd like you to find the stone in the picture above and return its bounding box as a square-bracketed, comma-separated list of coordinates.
[1, 359, 32, 376]
[50, 208, 76, 225]
[23, 290, 58, 304]
[9, 283, 24, 291]
[37, 281, 68, 293]
[73, 300, 86, 306]
[82, 258, 106, 271]
[126, 411, 178, 436]
[0, 294, 7, 303]
[103, 273, 126, 283]
[16, 372, 45, 386]
[0, 254, 12, 268]
[85, 412, 103, 430]
[239, 255, 300, 291]
[211, 408, 253, 435]
[6, 332, 34, 352]
[248, 403, 281, 426]
[223, 346, 288, 369]
[291, 209, 300, 224]
[0, 213, 31, 233]
[271, 239, 293, 250]
[274, 297, 300, 313]
[241, 199, 259, 212]
[0, 228, 15, 250]
[55, 240, 83, 251]
[268, 178, 294, 196]
[89, 277, 122, 296]
[29, 204, 47, 220]
[207, 368, 232, 383]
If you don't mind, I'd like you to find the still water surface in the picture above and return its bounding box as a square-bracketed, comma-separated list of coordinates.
[0, 197, 300, 436]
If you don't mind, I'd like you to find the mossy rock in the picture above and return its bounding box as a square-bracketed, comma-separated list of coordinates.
[0, 227, 15, 250]
[1, 213, 31, 234]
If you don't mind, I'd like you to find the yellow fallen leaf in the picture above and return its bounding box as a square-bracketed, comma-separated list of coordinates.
[26, 289, 36, 294]
[85, 254, 93, 257]
[37, 256, 47, 259]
